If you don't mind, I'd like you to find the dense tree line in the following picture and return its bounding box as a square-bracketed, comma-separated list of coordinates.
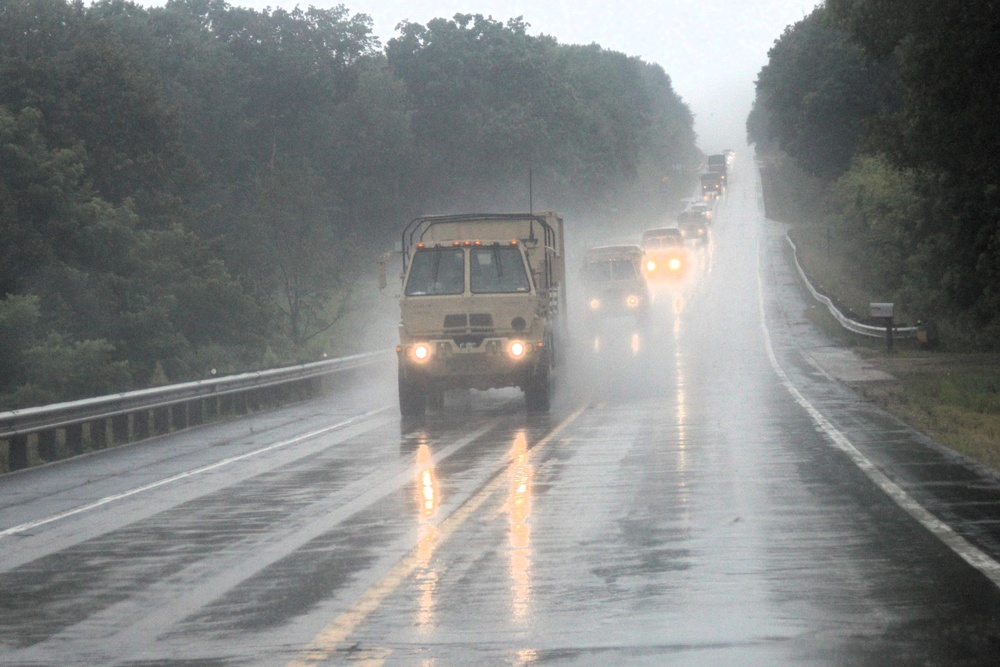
[0, 0, 699, 408]
[748, 1, 1000, 346]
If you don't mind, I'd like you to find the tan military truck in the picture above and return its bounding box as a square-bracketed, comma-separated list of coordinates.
[379, 212, 566, 415]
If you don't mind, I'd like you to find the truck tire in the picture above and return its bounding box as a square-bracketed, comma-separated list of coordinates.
[398, 367, 426, 417]
[524, 361, 551, 413]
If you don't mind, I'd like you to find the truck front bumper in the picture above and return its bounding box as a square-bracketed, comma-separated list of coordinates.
[397, 337, 545, 390]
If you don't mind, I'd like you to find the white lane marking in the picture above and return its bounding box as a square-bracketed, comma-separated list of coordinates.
[0, 408, 391, 540]
[755, 234, 1000, 588]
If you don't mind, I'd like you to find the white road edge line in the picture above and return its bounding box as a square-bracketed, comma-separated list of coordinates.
[755, 234, 1000, 588]
[0, 407, 392, 540]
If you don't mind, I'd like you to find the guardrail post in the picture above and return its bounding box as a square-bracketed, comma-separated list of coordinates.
[81, 422, 94, 451]
[56, 427, 64, 456]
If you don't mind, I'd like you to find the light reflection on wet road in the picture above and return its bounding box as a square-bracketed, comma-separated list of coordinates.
[4, 151, 1000, 666]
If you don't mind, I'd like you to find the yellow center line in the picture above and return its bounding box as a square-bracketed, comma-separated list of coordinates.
[286, 404, 589, 667]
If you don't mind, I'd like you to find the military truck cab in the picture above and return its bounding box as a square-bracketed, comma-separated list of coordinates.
[581, 244, 650, 322]
[389, 213, 566, 415]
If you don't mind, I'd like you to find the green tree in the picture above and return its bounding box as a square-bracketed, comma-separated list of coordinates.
[0, 295, 42, 394]
[238, 164, 359, 355]
[386, 14, 698, 213]
[828, 0, 1000, 327]
[20, 335, 131, 405]
[750, 5, 902, 179]
[0, 106, 86, 295]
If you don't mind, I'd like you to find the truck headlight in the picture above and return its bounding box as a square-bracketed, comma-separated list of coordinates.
[413, 344, 431, 361]
[589, 298, 601, 310]
[509, 341, 527, 358]
[626, 295, 640, 308]
[646, 260, 657, 272]
[668, 257, 682, 271]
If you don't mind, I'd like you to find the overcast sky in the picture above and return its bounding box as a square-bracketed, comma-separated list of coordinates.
[141, 0, 818, 151]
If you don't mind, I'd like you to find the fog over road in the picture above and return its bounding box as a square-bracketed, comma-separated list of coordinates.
[4, 152, 1000, 666]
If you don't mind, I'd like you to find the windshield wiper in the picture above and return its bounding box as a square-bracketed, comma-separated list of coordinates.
[492, 244, 503, 277]
[432, 246, 443, 283]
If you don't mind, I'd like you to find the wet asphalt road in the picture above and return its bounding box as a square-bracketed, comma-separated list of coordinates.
[5, 152, 1000, 666]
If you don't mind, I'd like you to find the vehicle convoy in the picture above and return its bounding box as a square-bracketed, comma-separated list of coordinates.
[641, 227, 688, 279]
[686, 200, 713, 221]
[581, 244, 650, 322]
[700, 172, 723, 200]
[707, 153, 728, 187]
[381, 212, 566, 415]
[676, 211, 709, 244]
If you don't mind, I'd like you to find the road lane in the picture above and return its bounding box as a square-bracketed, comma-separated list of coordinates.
[4, 149, 1000, 666]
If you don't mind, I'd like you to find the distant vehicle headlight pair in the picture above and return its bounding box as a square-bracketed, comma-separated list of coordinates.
[647, 258, 682, 272]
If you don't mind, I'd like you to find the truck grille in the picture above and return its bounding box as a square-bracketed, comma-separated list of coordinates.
[443, 313, 495, 332]
[443, 314, 467, 329]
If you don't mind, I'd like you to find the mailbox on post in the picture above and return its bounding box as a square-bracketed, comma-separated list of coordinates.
[870, 302, 895, 352]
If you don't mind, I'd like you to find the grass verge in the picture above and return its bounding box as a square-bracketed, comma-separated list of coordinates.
[851, 355, 1000, 471]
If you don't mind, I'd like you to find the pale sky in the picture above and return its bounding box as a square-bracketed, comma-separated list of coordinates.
[139, 0, 818, 151]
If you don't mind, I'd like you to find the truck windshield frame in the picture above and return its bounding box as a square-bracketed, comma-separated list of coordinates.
[405, 247, 466, 296]
[470, 245, 531, 294]
[584, 257, 640, 283]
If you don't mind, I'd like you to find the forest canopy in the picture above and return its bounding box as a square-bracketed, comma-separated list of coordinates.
[748, 0, 1000, 345]
[0, 0, 700, 408]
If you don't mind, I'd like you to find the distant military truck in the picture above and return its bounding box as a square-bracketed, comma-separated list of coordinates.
[641, 227, 689, 279]
[707, 153, 728, 187]
[581, 244, 650, 322]
[381, 212, 566, 415]
[676, 211, 709, 244]
[700, 172, 723, 200]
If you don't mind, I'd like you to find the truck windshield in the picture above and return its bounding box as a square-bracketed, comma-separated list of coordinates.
[584, 258, 639, 282]
[470, 246, 530, 294]
[405, 248, 465, 296]
[643, 234, 681, 249]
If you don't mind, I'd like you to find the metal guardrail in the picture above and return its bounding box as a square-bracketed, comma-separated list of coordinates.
[784, 233, 918, 339]
[0, 350, 390, 473]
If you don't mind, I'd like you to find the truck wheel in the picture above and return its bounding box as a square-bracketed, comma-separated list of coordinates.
[398, 368, 426, 417]
[524, 363, 551, 413]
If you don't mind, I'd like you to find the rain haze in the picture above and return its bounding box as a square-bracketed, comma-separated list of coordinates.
[14, 2, 1000, 663]
[140, 0, 817, 151]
